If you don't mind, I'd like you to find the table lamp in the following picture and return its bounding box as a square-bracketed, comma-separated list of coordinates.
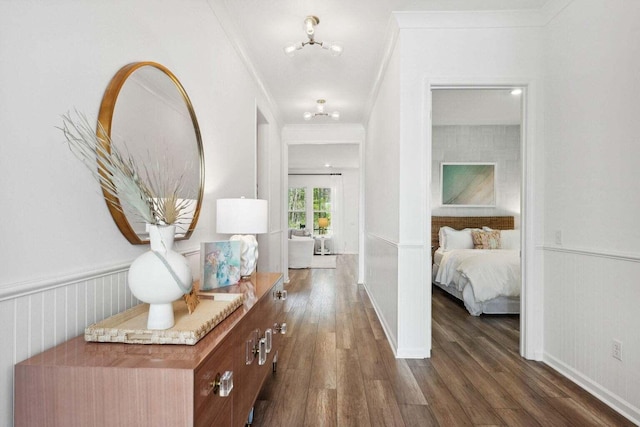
[318, 217, 329, 234]
[216, 197, 268, 278]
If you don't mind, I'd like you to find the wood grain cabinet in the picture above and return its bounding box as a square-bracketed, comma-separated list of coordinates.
[14, 272, 284, 427]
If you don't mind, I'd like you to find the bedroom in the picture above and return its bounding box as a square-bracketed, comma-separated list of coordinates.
[430, 88, 523, 335]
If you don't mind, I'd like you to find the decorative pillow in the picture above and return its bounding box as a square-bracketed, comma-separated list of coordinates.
[471, 230, 501, 249]
[441, 227, 475, 251]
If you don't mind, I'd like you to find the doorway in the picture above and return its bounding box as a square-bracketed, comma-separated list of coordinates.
[256, 107, 271, 273]
[430, 86, 526, 354]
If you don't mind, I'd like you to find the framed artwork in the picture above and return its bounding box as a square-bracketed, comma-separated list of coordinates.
[200, 241, 241, 290]
[441, 162, 496, 207]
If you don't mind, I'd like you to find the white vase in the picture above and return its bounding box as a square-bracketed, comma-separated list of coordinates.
[128, 224, 193, 330]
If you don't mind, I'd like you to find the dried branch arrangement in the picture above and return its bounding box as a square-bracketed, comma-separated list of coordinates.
[59, 111, 192, 226]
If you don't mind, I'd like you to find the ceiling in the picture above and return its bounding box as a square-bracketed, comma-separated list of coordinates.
[288, 143, 360, 171]
[212, 0, 548, 126]
[212, 0, 545, 171]
[432, 89, 522, 125]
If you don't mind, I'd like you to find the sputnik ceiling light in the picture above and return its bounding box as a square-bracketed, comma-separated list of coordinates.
[283, 16, 343, 57]
[304, 99, 340, 121]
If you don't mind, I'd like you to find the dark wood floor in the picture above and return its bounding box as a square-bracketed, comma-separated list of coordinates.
[252, 255, 633, 426]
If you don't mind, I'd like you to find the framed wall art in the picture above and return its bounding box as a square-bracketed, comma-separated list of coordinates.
[200, 240, 241, 290]
[441, 162, 496, 207]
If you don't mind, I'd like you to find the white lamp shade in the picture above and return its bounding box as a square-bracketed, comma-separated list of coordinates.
[216, 198, 268, 234]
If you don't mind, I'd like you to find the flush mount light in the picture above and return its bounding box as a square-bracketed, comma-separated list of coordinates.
[304, 99, 340, 121]
[283, 16, 343, 57]
[510, 88, 523, 95]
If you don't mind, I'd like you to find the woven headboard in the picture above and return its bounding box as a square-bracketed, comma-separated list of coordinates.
[431, 216, 515, 255]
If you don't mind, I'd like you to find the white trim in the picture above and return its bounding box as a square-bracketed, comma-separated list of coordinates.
[358, 126, 366, 285]
[362, 281, 398, 355]
[544, 352, 640, 425]
[393, 1, 575, 30]
[427, 78, 541, 360]
[205, 0, 282, 127]
[365, 232, 398, 247]
[0, 249, 199, 302]
[542, 245, 640, 263]
[540, 0, 575, 25]
[0, 264, 131, 302]
[394, 9, 545, 29]
[287, 140, 361, 146]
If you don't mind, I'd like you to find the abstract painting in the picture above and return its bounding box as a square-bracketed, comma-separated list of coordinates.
[441, 163, 496, 206]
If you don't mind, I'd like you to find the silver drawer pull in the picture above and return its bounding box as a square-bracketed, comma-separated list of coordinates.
[273, 290, 288, 300]
[264, 328, 273, 353]
[258, 338, 267, 366]
[211, 371, 233, 397]
[274, 322, 287, 335]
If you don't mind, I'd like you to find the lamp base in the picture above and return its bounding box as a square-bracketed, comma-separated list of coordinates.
[230, 234, 258, 277]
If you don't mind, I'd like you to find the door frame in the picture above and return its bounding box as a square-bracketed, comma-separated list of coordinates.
[427, 79, 541, 360]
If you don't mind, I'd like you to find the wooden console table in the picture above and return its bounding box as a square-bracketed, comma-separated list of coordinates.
[14, 272, 285, 427]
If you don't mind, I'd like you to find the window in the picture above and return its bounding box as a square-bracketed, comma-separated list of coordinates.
[313, 187, 331, 234]
[288, 187, 306, 229]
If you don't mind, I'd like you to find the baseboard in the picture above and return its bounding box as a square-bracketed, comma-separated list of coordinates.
[361, 281, 411, 358]
[544, 352, 640, 425]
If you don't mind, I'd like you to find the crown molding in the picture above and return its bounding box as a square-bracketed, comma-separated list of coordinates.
[205, 0, 283, 128]
[539, 0, 574, 25]
[393, 0, 574, 29]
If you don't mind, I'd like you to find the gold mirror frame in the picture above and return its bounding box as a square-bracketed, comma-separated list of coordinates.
[97, 61, 204, 244]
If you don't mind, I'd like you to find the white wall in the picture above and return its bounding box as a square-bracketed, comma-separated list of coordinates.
[432, 125, 521, 226]
[382, 12, 543, 358]
[257, 114, 284, 275]
[0, 1, 282, 425]
[365, 36, 402, 352]
[542, 0, 640, 422]
[341, 169, 360, 254]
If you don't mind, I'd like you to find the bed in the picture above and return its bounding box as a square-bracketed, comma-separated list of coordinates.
[431, 216, 521, 316]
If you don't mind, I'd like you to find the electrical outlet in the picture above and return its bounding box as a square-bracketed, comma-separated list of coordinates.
[612, 340, 623, 361]
[555, 230, 563, 245]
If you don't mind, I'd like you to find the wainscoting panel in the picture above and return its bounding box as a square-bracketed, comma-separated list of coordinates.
[364, 233, 399, 352]
[1, 267, 137, 425]
[543, 247, 640, 424]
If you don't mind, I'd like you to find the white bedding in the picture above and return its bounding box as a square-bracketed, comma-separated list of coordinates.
[433, 248, 521, 315]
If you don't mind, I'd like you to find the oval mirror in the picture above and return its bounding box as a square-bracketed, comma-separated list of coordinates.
[97, 62, 204, 244]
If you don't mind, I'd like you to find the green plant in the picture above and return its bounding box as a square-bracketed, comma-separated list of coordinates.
[59, 111, 191, 226]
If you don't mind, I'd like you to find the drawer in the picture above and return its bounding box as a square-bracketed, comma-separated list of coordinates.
[194, 340, 234, 427]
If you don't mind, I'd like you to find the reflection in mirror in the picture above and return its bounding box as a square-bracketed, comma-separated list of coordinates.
[98, 62, 204, 244]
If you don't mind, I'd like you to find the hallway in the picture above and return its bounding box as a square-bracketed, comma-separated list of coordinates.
[252, 255, 632, 426]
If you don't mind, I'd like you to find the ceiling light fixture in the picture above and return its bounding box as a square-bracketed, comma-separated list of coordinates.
[283, 16, 343, 57]
[510, 88, 523, 95]
[304, 99, 340, 121]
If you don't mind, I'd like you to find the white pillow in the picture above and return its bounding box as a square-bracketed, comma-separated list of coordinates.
[291, 234, 312, 240]
[441, 227, 475, 251]
[500, 229, 520, 250]
[438, 226, 452, 248]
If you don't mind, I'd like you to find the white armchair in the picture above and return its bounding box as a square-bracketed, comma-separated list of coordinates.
[288, 236, 315, 269]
